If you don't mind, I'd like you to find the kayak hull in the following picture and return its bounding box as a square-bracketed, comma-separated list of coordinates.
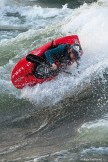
[11, 35, 81, 89]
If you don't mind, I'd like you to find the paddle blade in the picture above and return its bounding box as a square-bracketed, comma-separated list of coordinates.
[26, 54, 43, 64]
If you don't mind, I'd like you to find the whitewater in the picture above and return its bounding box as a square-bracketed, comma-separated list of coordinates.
[0, 0, 108, 161]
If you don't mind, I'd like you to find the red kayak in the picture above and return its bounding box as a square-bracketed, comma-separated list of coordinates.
[11, 35, 82, 89]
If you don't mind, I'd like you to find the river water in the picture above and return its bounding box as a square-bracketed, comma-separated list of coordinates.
[0, 0, 108, 161]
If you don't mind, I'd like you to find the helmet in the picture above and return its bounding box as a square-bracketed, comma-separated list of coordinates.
[71, 44, 80, 53]
[71, 44, 80, 60]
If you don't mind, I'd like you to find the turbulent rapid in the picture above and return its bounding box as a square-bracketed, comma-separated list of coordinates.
[0, 0, 108, 161]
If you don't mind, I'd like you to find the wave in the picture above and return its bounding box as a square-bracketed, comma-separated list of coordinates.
[0, 0, 107, 109]
[0, 0, 98, 8]
[0, 0, 108, 116]
[0, 1, 108, 161]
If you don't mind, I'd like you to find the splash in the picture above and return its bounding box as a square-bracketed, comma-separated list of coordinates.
[0, 0, 7, 7]
[20, 1, 108, 106]
[0, 1, 108, 106]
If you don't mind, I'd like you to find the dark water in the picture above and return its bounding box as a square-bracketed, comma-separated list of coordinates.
[0, 73, 108, 161]
[34, 0, 97, 8]
[2, 0, 97, 8]
[0, 0, 108, 161]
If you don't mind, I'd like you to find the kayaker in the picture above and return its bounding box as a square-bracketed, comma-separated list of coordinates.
[45, 40, 82, 70]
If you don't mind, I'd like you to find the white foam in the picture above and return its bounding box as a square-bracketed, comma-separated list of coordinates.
[98, 0, 108, 5]
[0, 1, 108, 106]
[78, 114, 108, 134]
[81, 146, 108, 155]
[0, 4, 71, 33]
[20, 2, 108, 106]
[0, 0, 8, 7]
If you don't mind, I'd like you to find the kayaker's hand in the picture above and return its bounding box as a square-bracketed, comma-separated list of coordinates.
[51, 63, 57, 70]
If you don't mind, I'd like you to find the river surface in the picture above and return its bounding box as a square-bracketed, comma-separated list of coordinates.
[0, 0, 108, 161]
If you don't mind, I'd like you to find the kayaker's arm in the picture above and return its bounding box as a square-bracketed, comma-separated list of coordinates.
[45, 48, 58, 70]
[45, 49, 55, 65]
[45, 44, 67, 65]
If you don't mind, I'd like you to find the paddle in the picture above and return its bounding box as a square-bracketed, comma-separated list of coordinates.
[26, 54, 44, 64]
[26, 54, 73, 76]
[62, 70, 72, 75]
